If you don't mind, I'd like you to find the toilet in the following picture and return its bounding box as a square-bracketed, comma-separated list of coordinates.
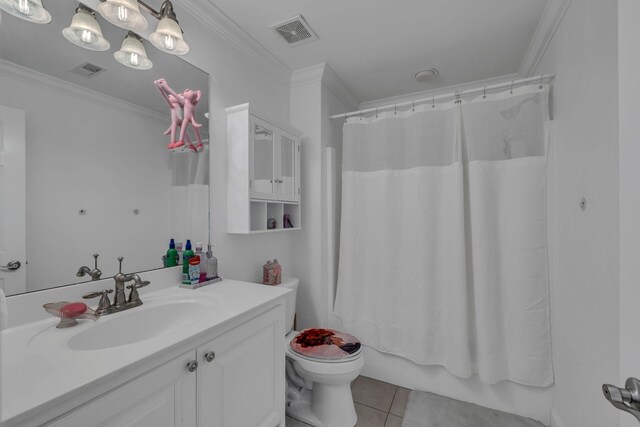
[280, 278, 364, 427]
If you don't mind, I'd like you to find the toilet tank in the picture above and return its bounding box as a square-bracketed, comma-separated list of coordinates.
[278, 277, 299, 334]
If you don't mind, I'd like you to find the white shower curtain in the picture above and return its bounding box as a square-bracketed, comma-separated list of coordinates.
[334, 85, 553, 387]
[170, 150, 209, 245]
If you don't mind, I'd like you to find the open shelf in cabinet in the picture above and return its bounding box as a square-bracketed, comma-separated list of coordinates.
[246, 201, 301, 234]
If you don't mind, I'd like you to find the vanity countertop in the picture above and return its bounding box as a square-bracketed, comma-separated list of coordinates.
[0, 279, 290, 427]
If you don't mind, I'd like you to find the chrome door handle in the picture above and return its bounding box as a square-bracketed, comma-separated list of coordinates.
[186, 360, 198, 373]
[204, 351, 216, 362]
[603, 378, 640, 421]
[1, 261, 21, 271]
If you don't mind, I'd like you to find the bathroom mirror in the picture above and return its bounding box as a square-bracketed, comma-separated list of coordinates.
[0, 0, 210, 295]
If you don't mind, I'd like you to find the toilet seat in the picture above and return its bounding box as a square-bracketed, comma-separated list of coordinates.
[286, 331, 363, 372]
[289, 328, 362, 362]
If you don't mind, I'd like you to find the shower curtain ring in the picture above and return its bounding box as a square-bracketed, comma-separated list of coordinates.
[510, 81, 514, 94]
[432, 96, 435, 108]
[483, 87, 487, 99]
[412, 100, 415, 112]
[394, 104, 397, 115]
[375, 107, 378, 118]
[539, 74, 544, 89]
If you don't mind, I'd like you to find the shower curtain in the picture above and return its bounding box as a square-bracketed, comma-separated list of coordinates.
[334, 85, 553, 387]
[170, 150, 209, 245]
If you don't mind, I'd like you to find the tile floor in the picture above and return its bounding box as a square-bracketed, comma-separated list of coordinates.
[286, 376, 409, 427]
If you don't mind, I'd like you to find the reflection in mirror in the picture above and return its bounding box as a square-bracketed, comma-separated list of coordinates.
[0, 0, 210, 295]
[253, 124, 274, 195]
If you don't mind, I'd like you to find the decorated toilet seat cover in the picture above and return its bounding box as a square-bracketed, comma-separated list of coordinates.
[290, 328, 361, 361]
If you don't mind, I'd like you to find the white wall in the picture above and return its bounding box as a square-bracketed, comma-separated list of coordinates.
[289, 64, 355, 330]
[533, 1, 621, 426]
[618, 1, 640, 427]
[0, 66, 173, 292]
[172, 1, 296, 284]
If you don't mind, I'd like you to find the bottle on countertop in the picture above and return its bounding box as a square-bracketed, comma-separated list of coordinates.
[166, 239, 178, 267]
[182, 240, 194, 284]
[194, 243, 207, 283]
[188, 255, 201, 285]
[206, 243, 218, 280]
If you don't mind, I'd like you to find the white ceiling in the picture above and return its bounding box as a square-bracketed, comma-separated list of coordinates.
[208, 0, 548, 103]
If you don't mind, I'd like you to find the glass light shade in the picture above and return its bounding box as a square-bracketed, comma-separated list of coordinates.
[62, 8, 110, 51]
[149, 16, 189, 55]
[97, 0, 148, 32]
[114, 34, 153, 70]
[0, 0, 51, 24]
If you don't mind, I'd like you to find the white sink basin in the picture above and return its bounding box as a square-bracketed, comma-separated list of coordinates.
[26, 294, 222, 352]
[67, 299, 213, 351]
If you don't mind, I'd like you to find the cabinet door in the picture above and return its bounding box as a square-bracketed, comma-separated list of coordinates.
[45, 352, 197, 427]
[197, 307, 285, 427]
[276, 132, 300, 203]
[250, 117, 277, 200]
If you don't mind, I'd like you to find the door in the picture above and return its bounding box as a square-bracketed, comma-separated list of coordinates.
[276, 132, 300, 203]
[250, 117, 277, 201]
[0, 106, 26, 295]
[197, 307, 285, 427]
[45, 352, 197, 427]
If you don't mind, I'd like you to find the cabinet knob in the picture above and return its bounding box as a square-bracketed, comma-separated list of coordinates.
[204, 352, 216, 363]
[186, 360, 198, 372]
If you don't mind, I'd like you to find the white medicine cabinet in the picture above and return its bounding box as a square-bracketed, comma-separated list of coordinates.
[227, 104, 301, 234]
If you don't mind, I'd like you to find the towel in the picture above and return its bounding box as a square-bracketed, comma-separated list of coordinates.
[0, 288, 8, 331]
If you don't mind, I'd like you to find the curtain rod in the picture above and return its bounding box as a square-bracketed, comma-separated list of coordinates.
[329, 73, 556, 120]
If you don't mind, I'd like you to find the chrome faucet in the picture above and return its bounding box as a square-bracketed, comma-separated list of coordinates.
[82, 257, 150, 316]
[76, 254, 102, 281]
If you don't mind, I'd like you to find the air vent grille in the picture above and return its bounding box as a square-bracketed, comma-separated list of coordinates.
[271, 15, 318, 47]
[71, 62, 105, 78]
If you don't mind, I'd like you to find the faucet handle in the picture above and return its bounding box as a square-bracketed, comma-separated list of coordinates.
[83, 289, 113, 311]
[93, 253, 99, 269]
[117, 257, 124, 274]
[126, 276, 150, 304]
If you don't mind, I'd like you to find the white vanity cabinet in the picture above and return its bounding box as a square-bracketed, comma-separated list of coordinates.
[197, 305, 283, 427]
[227, 103, 302, 234]
[43, 307, 284, 427]
[45, 351, 197, 427]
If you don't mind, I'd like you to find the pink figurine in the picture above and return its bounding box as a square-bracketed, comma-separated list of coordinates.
[154, 78, 204, 152]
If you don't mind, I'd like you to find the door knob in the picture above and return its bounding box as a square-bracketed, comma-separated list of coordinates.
[603, 378, 640, 421]
[204, 351, 216, 362]
[1, 261, 21, 271]
[186, 360, 198, 372]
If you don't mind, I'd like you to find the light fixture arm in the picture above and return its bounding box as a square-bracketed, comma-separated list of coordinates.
[77, 3, 97, 16]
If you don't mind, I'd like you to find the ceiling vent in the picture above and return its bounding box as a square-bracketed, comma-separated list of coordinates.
[271, 15, 318, 47]
[71, 62, 105, 78]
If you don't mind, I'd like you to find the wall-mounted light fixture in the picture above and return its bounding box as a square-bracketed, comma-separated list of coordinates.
[114, 31, 153, 70]
[0, 0, 51, 24]
[62, 4, 110, 51]
[97, 0, 148, 32]
[148, 1, 188, 55]
[0, 0, 190, 69]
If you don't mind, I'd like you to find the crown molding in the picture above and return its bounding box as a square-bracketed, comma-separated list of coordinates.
[174, 0, 292, 86]
[290, 63, 326, 87]
[519, 0, 573, 77]
[291, 63, 359, 110]
[0, 59, 166, 122]
[358, 72, 520, 110]
[321, 64, 359, 111]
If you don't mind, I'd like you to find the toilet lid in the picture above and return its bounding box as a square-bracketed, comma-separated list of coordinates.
[290, 328, 361, 361]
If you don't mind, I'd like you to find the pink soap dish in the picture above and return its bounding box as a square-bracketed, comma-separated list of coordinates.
[43, 301, 99, 328]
